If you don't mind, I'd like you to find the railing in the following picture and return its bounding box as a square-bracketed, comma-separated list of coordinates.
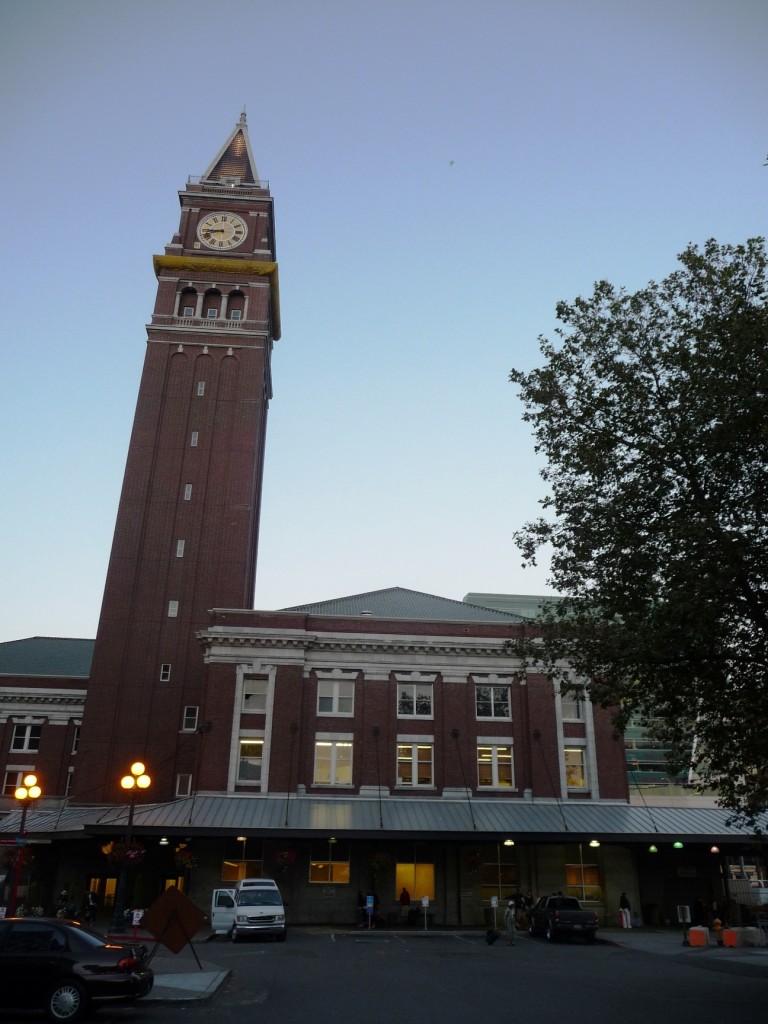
[187, 176, 270, 194]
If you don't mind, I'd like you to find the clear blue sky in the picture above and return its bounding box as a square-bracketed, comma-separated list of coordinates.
[1, 0, 765, 643]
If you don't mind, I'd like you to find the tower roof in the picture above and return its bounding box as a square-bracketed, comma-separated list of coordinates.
[201, 111, 259, 185]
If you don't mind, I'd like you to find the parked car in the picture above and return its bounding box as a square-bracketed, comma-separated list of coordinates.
[0, 916, 154, 1022]
[528, 895, 599, 943]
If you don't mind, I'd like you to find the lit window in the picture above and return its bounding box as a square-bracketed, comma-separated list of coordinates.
[197, 381, 205, 396]
[397, 683, 432, 718]
[477, 744, 514, 788]
[176, 539, 185, 558]
[565, 847, 602, 901]
[243, 678, 268, 712]
[238, 739, 264, 783]
[317, 679, 354, 716]
[313, 740, 353, 785]
[168, 600, 179, 617]
[182, 706, 199, 732]
[565, 747, 587, 789]
[475, 685, 511, 720]
[397, 743, 433, 787]
[309, 841, 350, 884]
[190, 431, 199, 447]
[396, 861, 436, 902]
[183, 484, 193, 501]
[11, 725, 41, 753]
[159, 664, 171, 682]
[176, 773, 192, 798]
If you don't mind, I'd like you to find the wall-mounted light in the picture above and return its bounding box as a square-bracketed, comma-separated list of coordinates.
[503, 839, 515, 847]
[589, 839, 601, 848]
[710, 845, 720, 854]
[159, 837, 169, 846]
[673, 841, 684, 850]
[648, 844, 658, 853]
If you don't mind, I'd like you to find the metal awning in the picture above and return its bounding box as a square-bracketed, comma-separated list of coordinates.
[1, 796, 763, 844]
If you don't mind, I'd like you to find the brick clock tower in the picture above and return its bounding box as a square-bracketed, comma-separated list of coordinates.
[73, 115, 280, 804]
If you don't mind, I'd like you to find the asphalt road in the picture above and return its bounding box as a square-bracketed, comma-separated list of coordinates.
[6, 931, 766, 1024]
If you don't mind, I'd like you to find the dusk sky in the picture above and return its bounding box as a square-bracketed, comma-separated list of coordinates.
[1, 0, 765, 643]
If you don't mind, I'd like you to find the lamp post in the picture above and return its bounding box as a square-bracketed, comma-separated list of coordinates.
[8, 773, 42, 916]
[109, 762, 151, 932]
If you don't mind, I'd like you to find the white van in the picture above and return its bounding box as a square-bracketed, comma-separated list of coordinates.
[211, 878, 287, 941]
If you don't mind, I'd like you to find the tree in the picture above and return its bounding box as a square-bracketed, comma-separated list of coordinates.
[509, 238, 768, 823]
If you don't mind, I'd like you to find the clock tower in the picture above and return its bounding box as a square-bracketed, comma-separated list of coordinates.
[73, 115, 281, 803]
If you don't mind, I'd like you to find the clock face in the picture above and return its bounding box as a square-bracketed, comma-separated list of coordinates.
[197, 212, 248, 250]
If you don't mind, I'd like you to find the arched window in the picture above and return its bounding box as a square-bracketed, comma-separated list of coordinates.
[228, 289, 245, 321]
[178, 287, 197, 317]
[204, 289, 221, 319]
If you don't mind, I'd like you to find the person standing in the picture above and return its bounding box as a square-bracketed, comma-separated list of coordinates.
[504, 900, 517, 945]
[619, 892, 632, 928]
[399, 886, 411, 921]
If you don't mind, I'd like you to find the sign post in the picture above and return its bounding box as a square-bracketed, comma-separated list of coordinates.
[421, 895, 429, 930]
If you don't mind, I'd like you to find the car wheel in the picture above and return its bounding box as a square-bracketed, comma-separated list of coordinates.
[528, 921, 536, 937]
[47, 979, 88, 1023]
[230, 926, 239, 943]
[545, 922, 556, 943]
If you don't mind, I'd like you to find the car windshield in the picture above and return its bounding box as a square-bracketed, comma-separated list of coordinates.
[237, 890, 282, 907]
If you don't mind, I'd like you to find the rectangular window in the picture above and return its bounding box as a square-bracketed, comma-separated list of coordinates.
[206, 308, 217, 319]
[565, 747, 587, 789]
[159, 663, 171, 682]
[475, 685, 511, 720]
[176, 539, 185, 558]
[229, 309, 242, 320]
[313, 740, 353, 786]
[11, 725, 41, 753]
[182, 706, 199, 732]
[71, 725, 80, 755]
[478, 858, 519, 905]
[397, 683, 433, 718]
[309, 841, 350, 884]
[183, 306, 195, 317]
[197, 381, 206, 396]
[397, 743, 434, 787]
[3, 770, 25, 796]
[176, 773, 192, 798]
[565, 858, 602, 902]
[477, 744, 514, 788]
[317, 679, 354, 716]
[190, 431, 199, 447]
[395, 862, 436, 902]
[183, 484, 193, 501]
[242, 677, 268, 712]
[238, 739, 264, 783]
[168, 600, 179, 617]
[560, 695, 584, 720]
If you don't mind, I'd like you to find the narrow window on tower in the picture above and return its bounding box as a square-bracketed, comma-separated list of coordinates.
[176, 773, 192, 798]
[183, 306, 195, 316]
[168, 600, 179, 618]
[181, 706, 199, 732]
[71, 725, 80, 755]
[229, 309, 242, 320]
[159, 664, 172, 682]
[206, 308, 217, 319]
[190, 431, 199, 447]
[183, 484, 192, 501]
[176, 539, 185, 558]
[197, 381, 205, 396]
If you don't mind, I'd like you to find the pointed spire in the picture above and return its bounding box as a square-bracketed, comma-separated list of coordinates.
[201, 113, 259, 184]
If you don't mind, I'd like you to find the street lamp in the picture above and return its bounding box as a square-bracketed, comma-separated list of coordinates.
[109, 762, 151, 932]
[8, 773, 42, 916]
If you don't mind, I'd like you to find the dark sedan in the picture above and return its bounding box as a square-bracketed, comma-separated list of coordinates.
[0, 916, 154, 1022]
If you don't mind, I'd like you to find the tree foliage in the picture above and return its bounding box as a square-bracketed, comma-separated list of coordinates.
[509, 238, 768, 822]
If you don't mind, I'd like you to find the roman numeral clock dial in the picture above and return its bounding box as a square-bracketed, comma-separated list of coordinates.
[196, 212, 248, 250]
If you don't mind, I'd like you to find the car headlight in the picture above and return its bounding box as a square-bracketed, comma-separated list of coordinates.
[275, 914, 285, 922]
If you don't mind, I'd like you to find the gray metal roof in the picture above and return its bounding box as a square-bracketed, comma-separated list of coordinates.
[0, 637, 94, 677]
[281, 588, 524, 623]
[3, 796, 762, 844]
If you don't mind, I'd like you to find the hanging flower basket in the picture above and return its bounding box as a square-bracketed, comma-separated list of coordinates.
[273, 848, 297, 872]
[102, 840, 146, 867]
[370, 851, 391, 876]
[465, 849, 482, 874]
[174, 843, 198, 870]
[1, 846, 33, 870]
